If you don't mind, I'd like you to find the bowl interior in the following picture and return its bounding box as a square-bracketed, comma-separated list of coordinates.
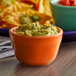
[50, 0, 60, 4]
[50, 0, 76, 8]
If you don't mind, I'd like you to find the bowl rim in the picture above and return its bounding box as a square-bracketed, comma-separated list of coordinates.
[9, 27, 63, 39]
[50, 0, 76, 9]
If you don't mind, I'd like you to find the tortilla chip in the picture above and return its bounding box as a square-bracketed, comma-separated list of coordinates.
[28, 11, 51, 25]
[0, 1, 53, 29]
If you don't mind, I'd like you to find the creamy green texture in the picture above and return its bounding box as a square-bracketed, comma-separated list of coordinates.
[15, 22, 58, 36]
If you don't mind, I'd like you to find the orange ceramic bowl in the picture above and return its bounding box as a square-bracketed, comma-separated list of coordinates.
[9, 27, 63, 66]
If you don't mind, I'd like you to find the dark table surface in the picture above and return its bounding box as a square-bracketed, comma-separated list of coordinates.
[0, 42, 76, 76]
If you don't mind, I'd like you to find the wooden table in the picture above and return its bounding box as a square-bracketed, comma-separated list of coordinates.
[0, 42, 76, 76]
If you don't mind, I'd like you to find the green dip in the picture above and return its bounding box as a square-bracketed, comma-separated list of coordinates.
[15, 21, 58, 36]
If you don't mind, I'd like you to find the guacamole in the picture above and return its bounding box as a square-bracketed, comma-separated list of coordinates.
[15, 21, 58, 36]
